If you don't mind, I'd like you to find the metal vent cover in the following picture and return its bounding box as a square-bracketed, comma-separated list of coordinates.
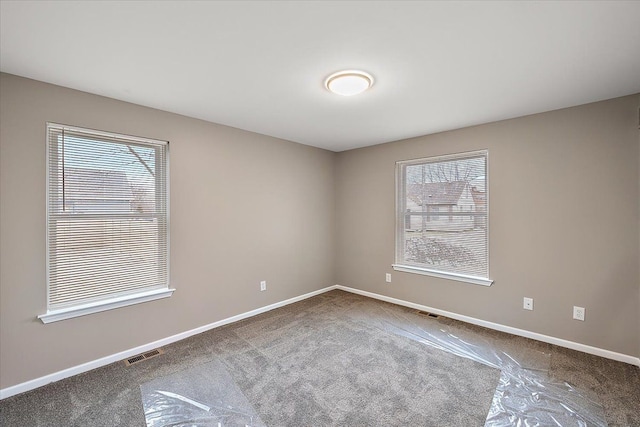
[124, 348, 164, 366]
[416, 310, 440, 319]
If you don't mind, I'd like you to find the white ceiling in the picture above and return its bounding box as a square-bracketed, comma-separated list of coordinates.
[1, 1, 639, 152]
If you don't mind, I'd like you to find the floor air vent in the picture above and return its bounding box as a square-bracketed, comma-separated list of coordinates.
[124, 348, 164, 366]
[416, 310, 440, 319]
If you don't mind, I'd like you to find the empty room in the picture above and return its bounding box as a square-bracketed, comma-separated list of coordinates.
[1, 1, 639, 426]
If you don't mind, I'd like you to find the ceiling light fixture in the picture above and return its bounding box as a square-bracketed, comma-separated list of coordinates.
[324, 70, 374, 96]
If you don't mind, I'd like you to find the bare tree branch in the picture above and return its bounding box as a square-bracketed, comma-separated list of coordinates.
[127, 146, 155, 177]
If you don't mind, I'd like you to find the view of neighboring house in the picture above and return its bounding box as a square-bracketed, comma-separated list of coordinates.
[405, 180, 485, 232]
[62, 167, 134, 214]
[470, 186, 486, 230]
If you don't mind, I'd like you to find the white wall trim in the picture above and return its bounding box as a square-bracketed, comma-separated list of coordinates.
[334, 285, 640, 367]
[392, 264, 493, 286]
[3, 283, 638, 400]
[0, 285, 338, 400]
[38, 288, 176, 324]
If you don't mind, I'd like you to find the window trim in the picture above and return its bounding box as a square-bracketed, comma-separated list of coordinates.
[394, 150, 492, 286]
[38, 288, 175, 324]
[391, 264, 493, 286]
[40, 123, 172, 323]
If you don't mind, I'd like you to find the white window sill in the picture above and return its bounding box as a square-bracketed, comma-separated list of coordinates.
[38, 288, 175, 324]
[392, 264, 493, 286]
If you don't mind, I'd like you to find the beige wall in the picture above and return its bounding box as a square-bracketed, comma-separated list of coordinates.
[0, 73, 336, 389]
[1, 72, 638, 391]
[335, 94, 640, 357]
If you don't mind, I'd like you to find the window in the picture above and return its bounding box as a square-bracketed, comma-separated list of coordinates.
[39, 123, 172, 323]
[394, 150, 492, 286]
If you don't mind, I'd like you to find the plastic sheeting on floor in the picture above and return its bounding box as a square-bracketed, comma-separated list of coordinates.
[139, 301, 608, 427]
[350, 304, 608, 427]
[140, 359, 266, 427]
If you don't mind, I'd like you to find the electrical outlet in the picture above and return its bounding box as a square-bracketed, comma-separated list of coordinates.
[260, 280, 267, 292]
[385, 273, 391, 283]
[573, 306, 585, 321]
[523, 297, 533, 311]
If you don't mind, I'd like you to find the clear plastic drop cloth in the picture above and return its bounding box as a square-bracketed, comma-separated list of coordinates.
[487, 368, 607, 427]
[350, 304, 608, 427]
[140, 359, 265, 427]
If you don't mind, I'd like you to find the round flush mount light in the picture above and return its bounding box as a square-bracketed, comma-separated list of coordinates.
[324, 70, 374, 96]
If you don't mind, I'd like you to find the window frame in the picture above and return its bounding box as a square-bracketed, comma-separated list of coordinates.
[393, 150, 493, 286]
[39, 123, 173, 323]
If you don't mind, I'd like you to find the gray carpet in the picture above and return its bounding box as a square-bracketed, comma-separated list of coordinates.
[223, 298, 499, 425]
[2, 290, 639, 426]
[0, 290, 499, 426]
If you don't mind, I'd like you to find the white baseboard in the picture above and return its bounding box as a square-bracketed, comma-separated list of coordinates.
[0, 285, 338, 400]
[335, 285, 640, 367]
[3, 283, 637, 400]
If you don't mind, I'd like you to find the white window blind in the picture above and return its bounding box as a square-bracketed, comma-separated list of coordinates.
[44, 123, 170, 318]
[394, 151, 492, 286]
